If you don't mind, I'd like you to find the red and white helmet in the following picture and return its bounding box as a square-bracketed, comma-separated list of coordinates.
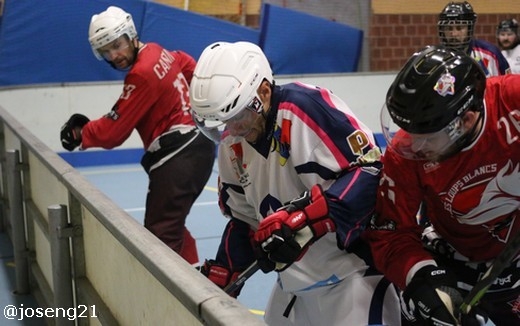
[88, 6, 138, 60]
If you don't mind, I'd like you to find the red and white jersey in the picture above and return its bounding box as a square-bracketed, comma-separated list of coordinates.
[366, 74, 520, 289]
[81, 43, 196, 150]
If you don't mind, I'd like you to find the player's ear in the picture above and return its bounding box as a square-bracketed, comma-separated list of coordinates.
[258, 80, 271, 103]
[462, 110, 479, 128]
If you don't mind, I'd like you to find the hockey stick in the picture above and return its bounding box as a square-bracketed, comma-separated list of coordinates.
[459, 230, 520, 315]
[224, 261, 260, 295]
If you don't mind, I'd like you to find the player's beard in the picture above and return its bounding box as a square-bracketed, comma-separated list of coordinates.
[500, 39, 518, 50]
[112, 59, 131, 70]
[244, 112, 267, 144]
[108, 44, 139, 71]
[244, 124, 264, 144]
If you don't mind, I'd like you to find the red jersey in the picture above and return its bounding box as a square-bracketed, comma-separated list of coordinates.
[81, 43, 196, 150]
[365, 74, 520, 289]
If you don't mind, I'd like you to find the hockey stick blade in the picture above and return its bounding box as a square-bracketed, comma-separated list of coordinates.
[460, 230, 520, 315]
[224, 261, 260, 295]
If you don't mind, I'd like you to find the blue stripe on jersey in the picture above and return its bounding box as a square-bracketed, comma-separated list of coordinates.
[297, 274, 342, 291]
[367, 277, 392, 325]
[219, 182, 244, 218]
[295, 161, 337, 180]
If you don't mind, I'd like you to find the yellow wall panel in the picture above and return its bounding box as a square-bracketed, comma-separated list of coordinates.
[155, 0, 262, 15]
[373, 0, 520, 14]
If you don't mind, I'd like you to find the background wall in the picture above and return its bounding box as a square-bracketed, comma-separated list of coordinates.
[1, 0, 516, 79]
[0, 0, 518, 163]
[370, 0, 520, 71]
[0, 73, 396, 165]
[155, 0, 520, 72]
[0, 0, 363, 86]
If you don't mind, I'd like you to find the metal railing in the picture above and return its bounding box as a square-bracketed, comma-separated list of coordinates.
[0, 105, 265, 326]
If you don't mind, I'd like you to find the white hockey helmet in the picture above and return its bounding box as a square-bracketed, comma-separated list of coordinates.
[190, 41, 273, 142]
[88, 6, 138, 60]
[190, 41, 273, 122]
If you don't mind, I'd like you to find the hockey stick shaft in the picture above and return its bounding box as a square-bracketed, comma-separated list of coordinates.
[222, 226, 314, 295]
[224, 261, 260, 295]
[460, 230, 520, 315]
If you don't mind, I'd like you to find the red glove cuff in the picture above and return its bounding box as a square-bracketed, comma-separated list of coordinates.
[206, 264, 232, 288]
[301, 185, 335, 237]
[201, 260, 243, 296]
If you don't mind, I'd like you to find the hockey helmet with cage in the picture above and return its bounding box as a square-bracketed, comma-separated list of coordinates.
[88, 6, 138, 60]
[438, 1, 477, 51]
[189, 41, 274, 143]
[381, 45, 486, 161]
[497, 18, 519, 33]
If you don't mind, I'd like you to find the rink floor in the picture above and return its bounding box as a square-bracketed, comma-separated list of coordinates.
[78, 162, 276, 318]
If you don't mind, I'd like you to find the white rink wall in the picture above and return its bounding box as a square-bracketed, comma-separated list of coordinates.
[0, 72, 397, 153]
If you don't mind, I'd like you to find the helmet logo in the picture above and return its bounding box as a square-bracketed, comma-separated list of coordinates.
[434, 71, 456, 97]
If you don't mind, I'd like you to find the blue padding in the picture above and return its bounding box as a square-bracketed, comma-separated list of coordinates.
[59, 148, 145, 167]
[259, 4, 363, 74]
[0, 0, 259, 86]
[374, 133, 387, 149]
[0, 1, 363, 86]
[0, 0, 146, 86]
[141, 2, 259, 60]
[58, 144, 220, 168]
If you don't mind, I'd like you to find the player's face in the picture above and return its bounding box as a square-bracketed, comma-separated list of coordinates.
[225, 96, 266, 143]
[497, 30, 518, 50]
[225, 82, 271, 144]
[442, 24, 469, 44]
[408, 131, 453, 161]
[225, 101, 261, 138]
[97, 35, 135, 69]
[408, 111, 480, 162]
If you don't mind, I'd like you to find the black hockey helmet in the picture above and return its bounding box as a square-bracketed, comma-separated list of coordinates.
[384, 45, 485, 134]
[496, 18, 520, 49]
[438, 2, 477, 51]
[381, 45, 486, 161]
[497, 18, 519, 34]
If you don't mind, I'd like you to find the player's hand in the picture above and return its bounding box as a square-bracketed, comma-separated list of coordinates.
[253, 184, 335, 272]
[60, 113, 90, 151]
[403, 265, 463, 325]
[200, 259, 245, 298]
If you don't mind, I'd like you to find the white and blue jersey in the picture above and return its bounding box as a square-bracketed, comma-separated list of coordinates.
[212, 82, 401, 325]
[469, 39, 511, 76]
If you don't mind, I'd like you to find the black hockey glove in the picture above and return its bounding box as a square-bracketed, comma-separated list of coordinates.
[253, 185, 335, 272]
[460, 306, 492, 326]
[403, 265, 463, 326]
[60, 113, 90, 151]
[200, 259, 245, 298]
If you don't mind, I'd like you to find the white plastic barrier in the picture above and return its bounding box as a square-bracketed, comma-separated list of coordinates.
[0, 72, 396, 153]
[0, 105, 265, 325]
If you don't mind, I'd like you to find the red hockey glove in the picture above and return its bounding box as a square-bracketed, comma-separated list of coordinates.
[253, 184, 335, 271]
[60, 113, 90, 151]
[200, 259, 244, 298]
